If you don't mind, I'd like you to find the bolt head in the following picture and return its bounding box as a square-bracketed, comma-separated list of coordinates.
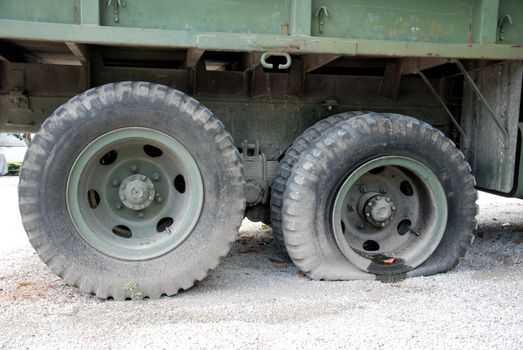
[115, 202, 122, 210]
[152, 173, 161, 181]
[381, 223, 386, 227]
[359, 185, 367, 193]
[137, 211, 144, 218]
[156, 196, 163, 203]
[366, 212, 371, 217]
[131, 165, 139, 173]
[139, 175, 146, 181]
[357, 223, 365, 229]
[112, 178, 120, 187]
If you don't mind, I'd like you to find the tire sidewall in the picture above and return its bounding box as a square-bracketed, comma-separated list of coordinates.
[31, 87, 242, 292]
[287, 115, 475, 277]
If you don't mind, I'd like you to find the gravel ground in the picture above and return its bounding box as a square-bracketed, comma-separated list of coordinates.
[0, 175, 522, 349]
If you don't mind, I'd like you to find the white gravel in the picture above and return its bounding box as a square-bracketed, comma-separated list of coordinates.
[0, 175, 522, 349]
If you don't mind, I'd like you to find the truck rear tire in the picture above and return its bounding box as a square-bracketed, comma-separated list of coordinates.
[19, 82, 245, 299]
[271, 111, 368, 241]
[282, 113, 477, 280]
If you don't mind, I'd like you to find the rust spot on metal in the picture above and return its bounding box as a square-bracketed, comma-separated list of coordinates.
[281, 23, 289, 36]
[430, 21, 444, 34]
[263, 44, 301, 52]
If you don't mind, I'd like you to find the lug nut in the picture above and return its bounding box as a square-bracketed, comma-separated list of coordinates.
[131, 165, 139, 173]
[111, 178, 120, 187]
[152, 173, 161, 181]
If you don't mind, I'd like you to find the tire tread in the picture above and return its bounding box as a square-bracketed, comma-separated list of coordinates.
[19, 82, 245, 300]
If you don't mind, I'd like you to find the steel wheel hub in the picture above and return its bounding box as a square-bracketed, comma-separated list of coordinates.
[67, 127, 204, 261]
[331, 156, 447, 272]
[119, 174, 156, 210]
[363, 194, 396, 227]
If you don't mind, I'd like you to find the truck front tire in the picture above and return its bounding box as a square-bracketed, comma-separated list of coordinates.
[19, 82, 245, 299]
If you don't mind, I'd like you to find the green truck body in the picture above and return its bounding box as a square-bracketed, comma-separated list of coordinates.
[1, 1, 522, 299]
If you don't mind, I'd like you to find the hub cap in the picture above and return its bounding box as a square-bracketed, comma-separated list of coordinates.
[363, 194, 396, 227]
[119, 174, 156, 210]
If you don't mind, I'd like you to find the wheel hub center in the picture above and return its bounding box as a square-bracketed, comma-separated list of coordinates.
[363, 195, 396, 227]
[119, 174, 156, 210]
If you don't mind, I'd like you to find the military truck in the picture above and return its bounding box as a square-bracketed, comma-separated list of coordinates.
[1, 1, 522, 299]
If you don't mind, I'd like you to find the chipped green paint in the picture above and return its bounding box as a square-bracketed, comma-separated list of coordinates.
[312, 0, 475, 43]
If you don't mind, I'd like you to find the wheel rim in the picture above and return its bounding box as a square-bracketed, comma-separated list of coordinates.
[332, 156, 447, 273]
[67, 127, 204, 261]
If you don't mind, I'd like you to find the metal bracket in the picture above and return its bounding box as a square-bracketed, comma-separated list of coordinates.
[260, 52, 292, 70]
[5, 69, 31, 112]
[107, 0, 126, 23]
[315, 6, 330, 34]
[417, 70, 466, 139]
[7, 90, 30, 111]
[239, 140, 267, 206]
[322, 98, 339, 112]
[498, 15, 513, 42]
[453, 60, 510, 143]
